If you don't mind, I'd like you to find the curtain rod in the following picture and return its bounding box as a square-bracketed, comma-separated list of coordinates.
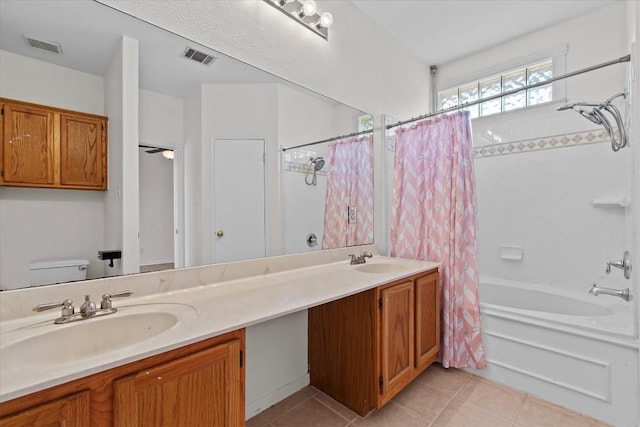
[281, 128, 373, 152]
[386, 54, 631, 130]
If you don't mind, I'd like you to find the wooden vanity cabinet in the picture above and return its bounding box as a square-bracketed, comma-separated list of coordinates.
[308, 269, 440, 416]
[0, 391, 90, 427]
[0, 98, 107, 190]
[0, 330, 245, 427]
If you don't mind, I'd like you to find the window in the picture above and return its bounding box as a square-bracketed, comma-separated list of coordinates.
[438, 59, 553, 119]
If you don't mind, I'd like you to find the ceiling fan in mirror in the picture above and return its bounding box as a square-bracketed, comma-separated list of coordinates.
[139, 144, 174, 159]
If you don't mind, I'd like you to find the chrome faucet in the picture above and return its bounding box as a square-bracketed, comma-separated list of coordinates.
[605, 251, 632, 279]
[349, 251, 373, 265]
[33, 290, 133, 324]
[589, 284, 630, 301]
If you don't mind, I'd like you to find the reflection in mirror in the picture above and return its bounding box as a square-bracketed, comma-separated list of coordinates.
[0, 0, 372, 291]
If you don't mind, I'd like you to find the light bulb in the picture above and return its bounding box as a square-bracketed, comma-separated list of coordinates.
[301, 0, 317, 17]
[162, 150, 175, 160]
[318, 12, 333, 28]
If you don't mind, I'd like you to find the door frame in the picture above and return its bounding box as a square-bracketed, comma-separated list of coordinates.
[138, 141, 185, 269]
[211, 137, 268, 264]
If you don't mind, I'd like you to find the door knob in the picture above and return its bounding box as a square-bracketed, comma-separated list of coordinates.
[216, 230, 224, 237]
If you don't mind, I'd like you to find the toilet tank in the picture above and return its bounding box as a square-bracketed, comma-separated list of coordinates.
[29, 259, 90, 286]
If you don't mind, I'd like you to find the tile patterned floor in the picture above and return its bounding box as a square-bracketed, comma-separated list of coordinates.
[246, 364, 611, 427]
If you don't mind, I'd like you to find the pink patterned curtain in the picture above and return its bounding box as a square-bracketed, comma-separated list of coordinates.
[390, 112, 486, 369]
[322, 135, 374, 249]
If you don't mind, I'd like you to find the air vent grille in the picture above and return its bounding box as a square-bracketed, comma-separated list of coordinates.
[183, 47, 216, 66]
[24, 36, 62, 54]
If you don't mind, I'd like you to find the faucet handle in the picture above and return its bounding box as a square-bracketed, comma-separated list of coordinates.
[605, 251, 632, 279]
[361, 251, 373, 258]
[101, 290, 132, 309]
[80, 295, 97, 317]
[33, 299, 74, 316]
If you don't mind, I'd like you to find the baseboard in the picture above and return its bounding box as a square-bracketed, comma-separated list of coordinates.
[245, 373, 310, 421]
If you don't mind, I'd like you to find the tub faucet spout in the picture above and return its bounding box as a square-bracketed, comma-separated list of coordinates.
[589, 284, 631, 301]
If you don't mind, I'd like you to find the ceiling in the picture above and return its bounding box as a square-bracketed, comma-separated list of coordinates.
[0, 0, 285, 99]
[350, 0, 620, 66]
[0, 0, 620, 99]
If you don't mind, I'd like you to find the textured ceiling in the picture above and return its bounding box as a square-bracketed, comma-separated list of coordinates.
[350, 0, 620, 66]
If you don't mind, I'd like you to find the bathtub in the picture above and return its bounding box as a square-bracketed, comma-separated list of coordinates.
[471, 277, 638, 426]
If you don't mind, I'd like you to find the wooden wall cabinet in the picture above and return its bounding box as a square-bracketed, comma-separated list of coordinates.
[0, 98, 107, 190]
[0, 330, 245, 427]
[309, 269, 440, 417]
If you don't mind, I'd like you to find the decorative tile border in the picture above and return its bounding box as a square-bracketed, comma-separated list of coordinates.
[385, 128, 614, 158]
[473, 129, 612, 158]
[283, 161, 328, 176]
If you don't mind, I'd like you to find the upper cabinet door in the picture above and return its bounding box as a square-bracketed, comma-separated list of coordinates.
[1, 103, 55, 185]
[60, 114, 107, 189]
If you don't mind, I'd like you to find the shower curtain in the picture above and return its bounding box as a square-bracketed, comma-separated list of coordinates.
[322, 135, 374, 249]
[390, 111, 486, 369]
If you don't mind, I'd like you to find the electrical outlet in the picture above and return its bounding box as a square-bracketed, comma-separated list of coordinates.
[348, 206, 357, 224]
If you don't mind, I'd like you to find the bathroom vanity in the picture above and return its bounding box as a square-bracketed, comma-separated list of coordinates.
[0, 330, 244, 426]
[0, 247, 439, 425]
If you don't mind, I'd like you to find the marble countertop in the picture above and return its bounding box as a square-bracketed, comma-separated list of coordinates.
[0, 251, 439, 403]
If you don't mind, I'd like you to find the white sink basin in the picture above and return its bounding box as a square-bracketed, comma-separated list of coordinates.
[0, 303, 196, 372]
[355, 263, 408, 274]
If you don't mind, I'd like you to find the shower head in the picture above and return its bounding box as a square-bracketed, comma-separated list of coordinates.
[311, 156, 325, 171]
[557, 92, 628, 152]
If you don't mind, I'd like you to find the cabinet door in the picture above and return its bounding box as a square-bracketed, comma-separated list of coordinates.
[0, 391, 90, 427]
[415, 272, 440, 370]
[59, 114, 106, 189]
[114, 339, 242, 427]
[379, 281, 414, 405]
[1, 103, 54, 185]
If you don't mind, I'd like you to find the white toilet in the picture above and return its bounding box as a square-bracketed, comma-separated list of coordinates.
[29, 259, 90, 286]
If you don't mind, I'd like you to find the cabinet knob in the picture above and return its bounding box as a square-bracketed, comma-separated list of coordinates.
[216, 230, 224, 237]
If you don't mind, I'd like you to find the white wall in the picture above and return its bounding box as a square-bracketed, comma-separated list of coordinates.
[0, 50, 105, 115]
[199, 83, 280, 263]
[104, 36, 140, 276]
[183, 89, 203, 267]
[138, 150, 174, 265]
[0, 50, 106, 289]
[437, 3, 632, 293]
[138, 89, 184, 266]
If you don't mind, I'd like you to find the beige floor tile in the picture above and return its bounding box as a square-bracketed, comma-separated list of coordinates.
[314, 392, 359, 423]
[415, 364, 472, 396]
[271, 397, 351, 427]
[303, 385, 321, 397]
[515, 396, 596, 427]
[253, 389, 311, 421]
[457, 376, 525, 421]
[353, 401, 429, 427]
[245, 413, 271, 427]
[431, 398, 511, 427]
[393, 379, 454, 421]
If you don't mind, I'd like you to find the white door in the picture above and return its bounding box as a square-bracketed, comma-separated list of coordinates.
[213, 139, 266, 263]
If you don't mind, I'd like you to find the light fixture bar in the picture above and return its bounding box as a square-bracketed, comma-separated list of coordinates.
[263, 0, 332, 39]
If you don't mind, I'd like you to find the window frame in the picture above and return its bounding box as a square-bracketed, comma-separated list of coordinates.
[436, 45, 567, 119]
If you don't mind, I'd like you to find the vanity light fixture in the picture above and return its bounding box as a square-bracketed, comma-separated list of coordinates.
[263, 0, 333, 39]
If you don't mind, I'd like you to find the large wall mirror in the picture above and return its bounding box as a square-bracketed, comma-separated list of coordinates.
[0, 0, 373, 291]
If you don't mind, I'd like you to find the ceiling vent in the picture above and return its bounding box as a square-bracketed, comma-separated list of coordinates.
[24, 35, 63, 54]
[183, 47, 216, 66]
